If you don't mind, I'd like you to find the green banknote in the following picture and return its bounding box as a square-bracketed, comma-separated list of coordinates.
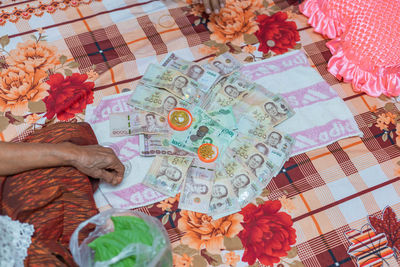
[170, 106, 237, 159]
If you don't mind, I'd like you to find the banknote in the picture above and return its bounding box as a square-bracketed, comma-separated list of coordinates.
[204, 53, 243, 76]
[202, 72, 256, 111]
[139, 134, 196, 157]
[235, 89, 295, 127]
[238, 117, 295, 154]
[142, 155, 193, 197]
[179, 159, 216, 213]
[208, 170, 241, 219]
[227, 136, 276, 186]
[218, 151, 262, 208]
[109, 111, 169, 136]
[128, 84, 191, 116]
[161, 53, 220, 93]
[170, 106, 237, 158]
[141, 64, 203, 103]
[207, 106, 238, 131]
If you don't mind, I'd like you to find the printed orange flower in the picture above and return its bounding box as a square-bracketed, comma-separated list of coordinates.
[198, 45, 219, 56]
[178, 210, 243, 254]
[24, 113, 41, 124]
[386, 112, 396, 125]
[6, 40, 58, 73]
[243, 45, 257, 54]
[224, 251, 240, 266]
[157, 200, 173, 211]
[166, 193, 180, 204]
[279, 195, 296, 212]
[86, 69, 99, 81]
[207, 0, 259, 45]
[0, 66, 48, 116]
[37, 28, 45, 35]
[377, 113, 391, 125]
[376, 121, 388, 131]
[190, 4, 205, 17]
[173, 253, 193, 267]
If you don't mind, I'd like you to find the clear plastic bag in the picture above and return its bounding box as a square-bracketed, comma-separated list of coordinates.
[69, 209, 172, 267]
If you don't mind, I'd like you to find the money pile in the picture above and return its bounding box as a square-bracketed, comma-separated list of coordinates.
[109, 52, 295, 219]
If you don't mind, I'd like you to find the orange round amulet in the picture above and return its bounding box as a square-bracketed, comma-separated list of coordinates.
[168, 108, 193, 131]
[197, 143, 219, 163]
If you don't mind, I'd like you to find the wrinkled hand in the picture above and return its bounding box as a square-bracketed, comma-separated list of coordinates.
[193, 0, 225, 14]
[72, 145, 125, 185]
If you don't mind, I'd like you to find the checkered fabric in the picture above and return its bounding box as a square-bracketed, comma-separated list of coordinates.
[1, 0, 400, 266]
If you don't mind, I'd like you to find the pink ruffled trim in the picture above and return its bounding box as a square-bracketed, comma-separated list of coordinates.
[299, 0, 346, 39]
[327, 38, 400, 97]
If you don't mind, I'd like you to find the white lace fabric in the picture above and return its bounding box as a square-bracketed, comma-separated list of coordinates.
[0, 215, 35, 267]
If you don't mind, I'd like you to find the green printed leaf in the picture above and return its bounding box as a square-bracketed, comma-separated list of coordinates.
[0, 35, 10, 48]
[28, 100, 47, 113]
[287, 246, 298, 258]
[173, 244, 198, 257]
[0, 116, 8, 132]
[59, 55, 67, 65]
[192, 255, 208, 267]
[67, 61, 80, 68]
[244, 33, 259, 45]
[64, 68, 73, 76]
[223, 236, 244, 251]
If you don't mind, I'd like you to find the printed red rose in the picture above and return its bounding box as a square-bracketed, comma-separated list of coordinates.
[238, 200, 297, 266]
[255, 12, 300, 54]
[43, 73, 94, 121]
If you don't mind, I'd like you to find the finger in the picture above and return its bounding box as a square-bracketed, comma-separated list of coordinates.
[219, 0, 225, 8]
[97, 169, 122, 185]
[210, 0, 220, 13]
[108, 157, 125, 179]
[203, 0, 212, 14]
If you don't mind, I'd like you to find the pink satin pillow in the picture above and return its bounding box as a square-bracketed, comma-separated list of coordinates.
[300, 0, 400, 97]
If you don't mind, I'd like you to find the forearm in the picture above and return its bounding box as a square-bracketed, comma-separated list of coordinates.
[0, 142, 78, 176]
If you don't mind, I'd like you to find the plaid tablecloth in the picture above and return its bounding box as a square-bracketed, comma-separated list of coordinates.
[1, 0, 400, 266]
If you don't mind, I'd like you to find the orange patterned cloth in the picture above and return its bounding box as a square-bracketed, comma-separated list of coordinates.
[0, 122, 99, 266]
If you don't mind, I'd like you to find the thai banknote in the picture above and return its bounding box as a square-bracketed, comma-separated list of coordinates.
[235, 87, 295, 127]
[128, 84, 191, 116]
[218, 151, 262, 208]
[161, 53, 220, 93]
[202, 71, 256, 111]
[238, 117, 294, 154]
[170, 106, 237, 158]
[208, 170, 241, 219]
[207, 106, 238, 131]
[141, 64, 203, 103]
[139, 134, 196, 157]
[179, 159, 216, 213]
[109, 111, 169, 136]
[204, 52, 243, 76]
[142, 155, 193, 197]
[227, 136, 277, 186]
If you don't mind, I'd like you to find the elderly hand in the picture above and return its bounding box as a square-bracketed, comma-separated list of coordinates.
[193, 0, 225, 14]
[72, 145, 125, 185]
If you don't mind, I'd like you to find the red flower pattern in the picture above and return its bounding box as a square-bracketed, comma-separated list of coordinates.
[43, 73, 94, 121]
[238, 200, 297, 266]
[255, 12, 300, 54]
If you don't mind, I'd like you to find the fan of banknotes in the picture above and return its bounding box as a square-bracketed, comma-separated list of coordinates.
[110, 53, 295, 219]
